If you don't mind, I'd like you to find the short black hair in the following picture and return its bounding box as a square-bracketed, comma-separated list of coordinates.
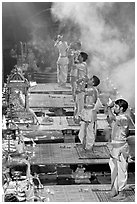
[115, 99, 128, 112]
[80, 52, 88, 61]
[92, 75, 100, 86]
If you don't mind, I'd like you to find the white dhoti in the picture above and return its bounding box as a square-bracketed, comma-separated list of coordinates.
[75, 92, 85, 119]
[57, 56, 69, 85]
[78, 108, 97, 150]
[70, 76, 77, 99]
[109, 142, 129, 193]
[70, 65, 77, 99]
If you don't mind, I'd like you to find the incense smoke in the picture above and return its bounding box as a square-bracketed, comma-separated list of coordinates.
[25, 11, 58, 71]
[29, 21, 56, 70]
[110, 59, 135, 108]
[51, 2, 135, 107]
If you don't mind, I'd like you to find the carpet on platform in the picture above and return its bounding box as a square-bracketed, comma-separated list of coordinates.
[92, 189, 135, 202]
[75, 144, 110, 159]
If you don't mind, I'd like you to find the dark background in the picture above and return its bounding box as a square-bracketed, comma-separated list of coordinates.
[2, 2, 58, 83]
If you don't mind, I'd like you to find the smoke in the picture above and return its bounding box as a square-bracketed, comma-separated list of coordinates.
[51, 2, 135, 107]
[110, 59, 135, 108]
[29, 21, 56, 69]
[24, 9, 58, 71]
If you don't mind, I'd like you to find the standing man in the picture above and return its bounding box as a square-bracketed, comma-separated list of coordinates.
[74, 52, 88, 120]
[78, 75, 100, 151]
[54, 35, 69, 87]
[69, 41, 82, 98]
[107, 99, 130, 201]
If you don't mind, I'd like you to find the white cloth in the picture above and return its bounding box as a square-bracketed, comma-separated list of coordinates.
[109, 144, 129, 192]
[78, 108, 97, 150]
[75, 92, 85, 119]
[108, 112, 130, 193]
[56, 41, 69, 85]
[56, 41, 68, 58]
[78, 84, 100, 150]
[70, 50, 81, 77]
[57, 63, 68, 85]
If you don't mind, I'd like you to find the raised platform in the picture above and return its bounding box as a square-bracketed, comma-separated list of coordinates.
[27, 143, 110, 165]
[29, 83, 72, 94]
[18, 115, 110, 143]
[29, 94, 74, 109]
[27, 142, 134, 166]
[18, 114, 109, 131]
[29, 83, 104, 111]
[18, 113, 134, 131]
[34, 184, 135, 202]
[17, 114, 134, 144]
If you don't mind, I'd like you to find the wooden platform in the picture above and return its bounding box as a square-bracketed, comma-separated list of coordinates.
[26, 143, 134, 166]
[27, 143, 109, 165]
[29, 93, 104, 111]
[29, 83, 72, 94]
[29, 92, 135, 132]
[34, 184, 135, 202]
[17, 113, 135, 133]
[18, 114, 134, 144]
[29, 83, 104, 110]
[29, 94, 74, 108]
[18, 115, 109, 132]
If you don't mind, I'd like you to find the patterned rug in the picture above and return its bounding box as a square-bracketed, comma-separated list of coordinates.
[75, 144, 110, 159]
[92, 189, 135, 202]
[66, 117, 80, 126]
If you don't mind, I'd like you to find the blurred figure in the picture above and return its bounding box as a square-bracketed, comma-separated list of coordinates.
[69, 41, 82, 98]
[10, 45, 18, 68]
[54, 35, 69, 87]
[74, 52, 88, 119]
[26, 48, 38, 81]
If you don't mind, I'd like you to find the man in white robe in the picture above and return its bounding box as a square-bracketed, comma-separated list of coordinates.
[74, 52, 88, 119]
[54, 35, 69, 87]
[78, 75, 100, 150]
[107, 99, 130, 201]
